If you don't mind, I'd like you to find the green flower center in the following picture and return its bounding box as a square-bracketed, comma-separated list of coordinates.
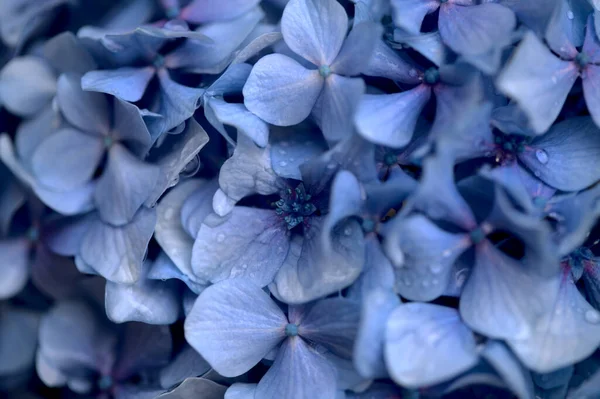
[424, 68, 440, 85]
[469, 228, 485, 245]
[319, 65, 331, 78]
[285, 323, 299, 337]
[274, 183, 317, 230]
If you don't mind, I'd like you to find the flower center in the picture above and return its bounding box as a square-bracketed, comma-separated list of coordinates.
[165, 6, 180, 19]
[103, 136, 114, 148]
[469, 227, 485, 245]
[492, 133, 528, 164]
[98, 375, 113, 391]
[361, 218, 377, 233]
[424, 68, 440, 85]
[274, 183, 317, 230]
[575, 52, 589, 68]
[153, 54, 166, 69]
[26, 226, 39, 242]
[319, 65, 331, 78]
[285, 323, 299, 337]
[384, 152, 398, 166]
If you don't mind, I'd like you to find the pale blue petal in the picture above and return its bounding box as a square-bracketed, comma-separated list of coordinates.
[156, 378, 227, 399]
[480, 341, 535, 399]
[82, 67, 156, 103]
[0, 308, 40, 376]
[184, 280, 287, 377]
[270, 125, 328, 180]
[207, 98, 269, 147]
[363, 39, 422, 84]
[156, 69, 204, 133]
[243, 53, 324, 126]
[281, 0, 348, 65]
[331, 22, 382, 76]
[390, 0, 439, 34]
[385, 303, 478, 388]
[0, 239, 30, 300]
[159, 346, 211, 390]
[180, 0, 261, 24]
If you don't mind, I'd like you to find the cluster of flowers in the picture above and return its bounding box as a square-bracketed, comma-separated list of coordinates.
[1, 0, 600, 398]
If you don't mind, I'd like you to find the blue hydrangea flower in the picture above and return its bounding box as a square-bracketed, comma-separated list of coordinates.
[243, 0, 382, 142]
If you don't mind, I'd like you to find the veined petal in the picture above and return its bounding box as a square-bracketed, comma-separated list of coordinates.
[243, 53, 324, 126]
[82, 67, 155, 103]
[184, 280, 287, 377]
[390, 0, 440, 34]
[331, 22, 382, 77]
[281, 0, 348, 66]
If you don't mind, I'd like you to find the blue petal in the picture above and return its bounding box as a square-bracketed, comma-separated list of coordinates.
[105, 265, 180, 325]
[206, 99, 269, 147]
[270, 217, 364, 304]
[145, 118, 209, 207]
[582, 65, 600, 128]
[385, 214, 470, 301]
[385, 303, 478, 387]
[496, 32, 578, 134]
[56, 73, 110, 134]
[533, 366, 573, 390]
[297, 297, 361, 359]
[225, 383, 257, 399]
[460, 241, 558, 341]
[347, 236, 396, 301]
[82, 67, 156, 103]
[43, 214, 95, 256]
[0, 238, 29, 301]
[232, 32, 284, 65]
[313, 74, 365, 142]
[390, 0, 439, 34]
[508, 271, 600, 373]
[15, 106, 59, 168]
[157, 378, 227, 399]
[0, 308, 39, 377]
[181, 180, 219, 238]
[95, 143, 159, 226]
[155, 179, 205, 279]
[255, 337, 337, 399]
[439, 3, 516, 55]
[354, 288, 400, 379]
[180, 0, 261, 23]
[156, 69, 204, 133]
[80, 208, 156, 284]
[184, 280, 287, 377]
[363, 39, 422, 84]
[43, 32, 97, 75]
[355, 85, 431, 148]
[31, 244, 82, 301]
[281, 0, 348, 65]
[331, 22, 382, 76]
[243, 53, 324, 126]
[159, 346, 211, 390]
[481, 341, 535, 399]
[518, 117, 600, 191]
[582, 14, 600, 64]
[545, 0, 587, 58]
[147, 252, 207, 294]
[216, 134, 280, 213]
[111, 98, 153, 156]
[393, 30, 448, 67]
[270, 125, 328, 180]
[31, 128, 104, 191]
[0, 56, 56, 117]
[34, 183, 96, 217]
[191, 207, 289, 287]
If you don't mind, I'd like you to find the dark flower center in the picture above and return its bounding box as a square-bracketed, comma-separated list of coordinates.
[492, 132, 528, 164]
[440, 0, 448, 3]
[575, 52, 589, 68]
[469, 227, 486, 244]
[424, 68, 440, 85]
[361, 218, 377, 233]
[153, 54, 166, 69]
[285, 323, 299, 337]
[319, 65, 332, 78]
[103, 136, 114, 148]
[384, 152, 398, 166]
[274, 183, 317, 230]
[26, 226, 39, 242]
[97, 375, 113, 391]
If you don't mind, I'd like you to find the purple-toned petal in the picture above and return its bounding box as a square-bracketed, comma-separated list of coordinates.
[255, 337, 337, 399]
[184, 280, 287, 377]
[243, 53, 324, 126]
[313, 74, 365, 142]
[281, 0, 348, 66]
[80, 208, 156, 284]
[191, 207, 290, 287]
[393, 30, 448, 67]
[180, 0, 261, 23]
[95, 144, 159, 226]
[496, 32, 578, 134]
[31, 244, 82, 301]
[206, 98, 269, 147]
[583, 65, 600, 128]
[385, 303, 478, 388]
[390, 0, 440, 34]
[355, 85, 431, 148]
[439, 3, 516, 56]
[480, 341, 535, 399]
[518, 117, 600, 192]
[0, 56, 56, 117]
[331, 22, 382, 76]
[31, 128, 104, 191]
[82, 67, 156, 103]
[583, 14, 600, 64]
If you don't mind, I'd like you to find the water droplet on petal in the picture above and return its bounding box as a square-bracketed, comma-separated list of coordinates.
[567, 10, 574, 20]
[279, 161, 288, 167]
[585, 309, 600, 324]
[279, 149, 287, 155]
[421, 280, 430, 288]
[535, 149, 549, 164]
[327, 162, 337, 170]
[242, 263, 248, 270]
[344, 227, 352, 236]
[408, 68, 418, 78]
[432, 278, 439, 285]
[533, 170, 541, 177]
[217, 233, 225, 243]
[430, 264, 443, 274]
[403, 277, 412, 286]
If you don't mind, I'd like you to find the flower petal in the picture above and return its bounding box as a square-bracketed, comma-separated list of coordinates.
[0, 308, 39, 376]
[95, 143, 159, 226]
[385, 303, 478, 388]
[191, 207, 290, 287]
[159, 346, 211, 390]
[156, 69, 204, 133]
[81, 67, 156, 103]
[331, 22, 382, 76]
[156, 378, 227, 399]
[80, 209, 156, 284]
[255, 337, 337, 399]
[496, 32, 578, 134]
[518, 117, 600, 191]
[355, 85, 431, 148]
[0, 238, 30, 300]
[207, 98, 269, 147]
[480, 341, 535, 399]
[243, 53, 324, 126]
[180, 0, 261, 23]
[390, 0, 440, 34]
[57, 73, 110, 135]
[281, 0, 348, 65]
[184, 279, 287, 377]
[582, 65, 600, 128]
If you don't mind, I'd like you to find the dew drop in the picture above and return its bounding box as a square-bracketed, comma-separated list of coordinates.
[289, 157, 295, 162]
[327, 162, 337, 170]
[585, 309, 600, 324]
[403, 277, 412, 286]
[535, 149, 549, 164]
[551, 75, 558, 84]
[164, 208, 175, 220]
[279, 149, 287, 155]
[344, 227, 353, 236]
[279, 161, 288, 167]
[241, 263, 248, 270]
[217, 233, 225, 243]
[442, 249, 452, 258]
[533, 170, 541, 177]
[408, 68, 418, 78]
[567, 10, 574, 20]
[421, 280, 430, 288]
[430, 264, 443, 274]
[432, 278, 439, 285]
